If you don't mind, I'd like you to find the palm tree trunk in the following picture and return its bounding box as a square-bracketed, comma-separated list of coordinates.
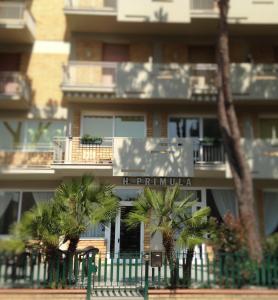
[183, 248, 194, 288]
[217, 0, 262, 262]
[163, 234, 177, 288]
[65, 236, 79, 283]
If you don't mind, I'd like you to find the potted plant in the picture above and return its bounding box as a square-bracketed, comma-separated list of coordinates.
[81, 134, 103, 145]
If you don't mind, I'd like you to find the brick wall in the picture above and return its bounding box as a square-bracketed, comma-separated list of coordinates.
[0, 290, 86, 300]
[149, 290, 278, 300]
[77, 239, 107, 255]
[30, 0, 67, 41]
[71, 141, 113, 164]
[23, 53, 68, 108]
[0, 151, 53, 167]
[77, 0, 104, 9]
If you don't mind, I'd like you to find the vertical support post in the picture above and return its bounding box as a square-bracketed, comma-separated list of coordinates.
[144, 257, 149, 300]
[86, 254, 93, 300]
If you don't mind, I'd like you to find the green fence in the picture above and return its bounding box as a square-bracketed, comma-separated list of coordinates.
[0, 251, 277, 299]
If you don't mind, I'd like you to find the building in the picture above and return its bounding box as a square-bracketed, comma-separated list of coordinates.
[0, 0, 278, 256]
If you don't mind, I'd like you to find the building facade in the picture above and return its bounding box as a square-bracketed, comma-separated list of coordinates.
[0, 0, 278, 255]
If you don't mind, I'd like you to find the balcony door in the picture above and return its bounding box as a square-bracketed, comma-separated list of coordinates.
[168, 117, 223, 163]
[103, 43, 129, 62]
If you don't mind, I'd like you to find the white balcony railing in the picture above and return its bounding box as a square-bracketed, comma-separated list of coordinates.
[63, 62, 117, 92]
[64, 0, 117, 11]
[0, 2, 25, 22]
[190, 0, 216, 10]
[53, 137, 225, 168]
[62, 62, 278, 100]
[0, 72, 31, 102]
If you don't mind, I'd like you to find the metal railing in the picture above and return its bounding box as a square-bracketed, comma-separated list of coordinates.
[194, 139, 225, 164]
[53, 137, 225, 165]
[0, 251, 277, 297]
[62, 62, 117, 91]
[64, 0, 117, 11]
[0, 72, 31, 102]
[53, 137, 113, 164]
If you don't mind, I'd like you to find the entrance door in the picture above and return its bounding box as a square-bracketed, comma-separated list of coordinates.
[110, 206, 142, 258]
[119, 206, 141, 256]
[109, 189, 143, 258]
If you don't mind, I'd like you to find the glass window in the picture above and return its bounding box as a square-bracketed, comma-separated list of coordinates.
[259, 119, 278, 139]
[21, 192, 54, 218]
[115, 116, 145, 138]
[81, 224, 105, 238]
[0, 121, 24, 149]
[26, 121, 66, 148]
[203, 119, 221, 139]
[83, 116, 113, 137]
[0, 192, 20, 235]
[169, 117, 199, 138]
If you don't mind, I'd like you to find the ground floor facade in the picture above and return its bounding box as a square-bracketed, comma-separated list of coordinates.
[0, 175, 277, 256]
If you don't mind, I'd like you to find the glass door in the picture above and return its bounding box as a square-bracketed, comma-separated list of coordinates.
[109, 189, 143, 259]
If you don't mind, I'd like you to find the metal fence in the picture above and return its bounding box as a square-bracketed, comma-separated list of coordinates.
[0, 251, 277, 299]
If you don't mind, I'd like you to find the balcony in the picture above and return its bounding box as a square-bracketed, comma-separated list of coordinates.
[0, 72, 32, 109]
[64, 0, 117, 32]
[0, 1, 36, 43]
[62, 62, 278, 102]
[226, 139, 278, 179]
[52, 137, 226, 176]
[0, 144, 54, 171]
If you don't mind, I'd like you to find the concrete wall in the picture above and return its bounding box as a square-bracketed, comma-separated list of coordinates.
[149, 289, 278, 300]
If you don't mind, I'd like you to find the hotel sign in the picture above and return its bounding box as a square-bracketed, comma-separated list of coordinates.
[122, 177, 192, 187]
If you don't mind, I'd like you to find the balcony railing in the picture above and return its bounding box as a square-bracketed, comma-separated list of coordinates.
[53, 137, 225, 167]
[62, 62, 278, 100]
[0, 72, 31, 102]
[190, 0, 216, 10]
[0, 1, 35, 33]
[63, 62, 117, 92]
[64, 0, 117, 11]
[0, 2, 25, 23]
[53, 137, 113, 164]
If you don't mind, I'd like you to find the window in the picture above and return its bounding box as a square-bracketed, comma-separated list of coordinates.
[168, 117, 220, 139]
[115, 116, 145, 138]
[82, 115, 145, 138]
[0, 192, 20, 235]
[0, 120, 24, 149]
[0, 120, 66, 150]
[26, 121, 66, 147]
[168, 117, 199, 138]
[83, 116, 113, 137]
[259, 118, 278, 139]
[0, 191, 54, 235]
[20, 192, 54, 219]
[203, 118, 221, 139]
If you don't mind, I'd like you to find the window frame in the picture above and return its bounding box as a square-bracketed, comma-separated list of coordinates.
[0, 118, 66, 152]
[0, 189, 54, 237]
[167, 114, 219, 139]
[81, 111, 147, 139]
[258, 116, 278, 140]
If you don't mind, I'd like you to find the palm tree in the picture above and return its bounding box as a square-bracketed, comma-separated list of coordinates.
[54, 175, 119, 255]
[12, 200, 63, 255]
[126, 185, 212, 287]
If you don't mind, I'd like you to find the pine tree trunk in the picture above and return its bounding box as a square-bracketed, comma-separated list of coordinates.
[217, 0, 262, 262]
